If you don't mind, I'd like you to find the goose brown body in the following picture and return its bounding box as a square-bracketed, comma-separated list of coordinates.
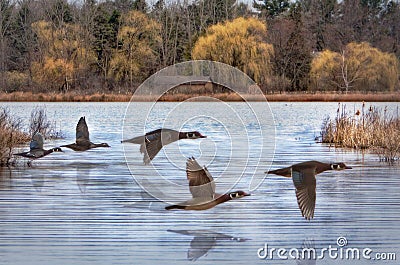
[267, 160, 352, 220]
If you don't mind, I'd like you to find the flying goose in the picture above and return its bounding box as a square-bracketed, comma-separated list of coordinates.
[122, 128, 206, 164]
[61, 117, 110, 151]
[267, 160, 352, 220]
[165, 157, 250, 210]
[14, 133, 62, 166]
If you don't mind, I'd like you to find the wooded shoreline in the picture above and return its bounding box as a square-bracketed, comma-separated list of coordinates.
[1, 91, 399, 102]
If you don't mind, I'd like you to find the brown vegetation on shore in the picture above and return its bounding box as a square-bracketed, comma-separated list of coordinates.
[265, 92, 400, 102]
[321, 103, 400, 162]
[0, 108, 30, 166]
[0, 106, 63, 167]
[0, 92, 131, 102]
[1, 91, 400, 102]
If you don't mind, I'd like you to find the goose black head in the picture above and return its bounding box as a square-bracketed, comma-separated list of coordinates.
[100, 143, 110, 147]
[53, 147, 63, 152]
[185, 131, 207, 139]
[331, 162, 352, 170]
[228, 191, 251, 200]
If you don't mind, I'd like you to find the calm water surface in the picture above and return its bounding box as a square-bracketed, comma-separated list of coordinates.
[0, 102, 399, 265]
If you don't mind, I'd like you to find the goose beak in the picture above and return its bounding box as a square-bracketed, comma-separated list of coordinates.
[345, 166, 352, 169]
[243, 192, 251, 196]
[200, 135, 207, 138]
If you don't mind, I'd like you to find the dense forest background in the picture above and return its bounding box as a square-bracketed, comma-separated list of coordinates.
[0, 0, 399, 94]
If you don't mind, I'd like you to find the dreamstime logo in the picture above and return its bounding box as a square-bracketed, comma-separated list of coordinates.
[122, 60, 275, 204]
[257, 236, 397, 261]
[336, 236, 348, 247]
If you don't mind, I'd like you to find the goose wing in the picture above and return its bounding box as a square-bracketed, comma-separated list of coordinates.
[166, 229, 215, 261]
[143, 129, 179, 164]
[30, 133, 44, 151]
[186, 157, 215, 200]
[188, 235, 216, 261]
[142, 139, 163, 164]
[292, 168, 316, 220]
[122, 129, 180, 164]
[76, 117, 90, 145]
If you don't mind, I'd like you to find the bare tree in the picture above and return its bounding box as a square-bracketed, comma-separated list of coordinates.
[0, 0, 15, 92]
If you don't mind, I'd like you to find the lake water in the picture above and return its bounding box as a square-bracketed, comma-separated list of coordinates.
[0, 101, 399, 265]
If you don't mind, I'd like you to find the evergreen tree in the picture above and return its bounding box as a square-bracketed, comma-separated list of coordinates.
[253, 0, 290, 18]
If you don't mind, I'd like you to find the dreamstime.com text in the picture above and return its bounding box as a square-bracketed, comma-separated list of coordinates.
[257, 237, 396, 261]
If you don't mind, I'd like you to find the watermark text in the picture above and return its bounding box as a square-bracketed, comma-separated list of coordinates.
[257, 237, 396, 261]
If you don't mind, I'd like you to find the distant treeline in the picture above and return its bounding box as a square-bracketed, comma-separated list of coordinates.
[0, 0, 399, 94]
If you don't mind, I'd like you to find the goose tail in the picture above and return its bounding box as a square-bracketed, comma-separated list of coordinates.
[165, 204, 186, 210]
[121, 135, 145, 144]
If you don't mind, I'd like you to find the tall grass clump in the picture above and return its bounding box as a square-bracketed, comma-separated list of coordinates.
[321, 103, 400, 162]
[0, 108, 30, 166]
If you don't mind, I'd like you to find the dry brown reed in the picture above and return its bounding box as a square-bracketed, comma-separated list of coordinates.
[0, 108, 30, 166]
[321, 103, 400, 162]
[29, 107, 63, 139]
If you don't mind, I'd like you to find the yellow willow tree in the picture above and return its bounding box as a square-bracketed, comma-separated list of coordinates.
[309, 50, 342, 91]
[31, 21, 96, 91]
[109, 11, 161, 87]
[310, 42, 399, 92]
[346, 42, 399, 92]
[192, 17, 273, 85]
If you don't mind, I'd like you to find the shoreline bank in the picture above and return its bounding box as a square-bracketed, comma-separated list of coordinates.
[0, 91, 399, 102]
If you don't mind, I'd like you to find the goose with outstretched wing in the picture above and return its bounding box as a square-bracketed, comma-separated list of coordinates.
[165, 157, 250, 210]
[267, 160, 352, 220]
[61, 117, 110, 151]
[14, 133, 62, 166]
[122, 128, 206, 164]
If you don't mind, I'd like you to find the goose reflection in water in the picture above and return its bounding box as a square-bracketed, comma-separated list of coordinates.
[124, 190, 164, 211]
[168, 229, 249, 261]
[124, 179, 166, 211]
[0, 168, 11, 190]
[75, 164, 95, 193]
[296, 238, 316, 265]
[30, 174, 45, 192]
